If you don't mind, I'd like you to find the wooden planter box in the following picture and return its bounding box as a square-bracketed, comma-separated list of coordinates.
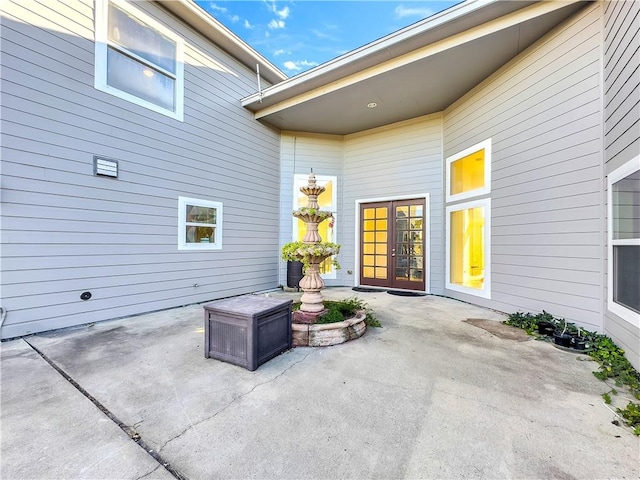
[203, 296, 292, 371]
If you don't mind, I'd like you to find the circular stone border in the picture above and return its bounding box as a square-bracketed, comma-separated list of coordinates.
[292, 310, 366, 347]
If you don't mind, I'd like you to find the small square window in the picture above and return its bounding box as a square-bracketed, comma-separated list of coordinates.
[94, 0, 184, 120]
[178, 197, 222, 250]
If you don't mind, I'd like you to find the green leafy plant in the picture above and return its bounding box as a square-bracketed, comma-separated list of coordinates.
[292, 207, 334, 222]
[281, 241, 341, 272]
[617, 402, 640, 435]
[602, 388, 617, 404]
[504, 310, 640, 435]
[293, 297, 381, 327]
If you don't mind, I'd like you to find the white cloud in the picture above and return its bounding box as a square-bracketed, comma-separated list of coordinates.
[268, 19, 285, 29]
[244, 19, 253, 29]
[230, 15, 239, 22]
[312, 29, 337, 41]
[283, 60, 319, 72]
[274, 49, 286, 56]
[283, 61, 300, 71]
[208, 3, 227, 13]
[277, 6, 290, 19]
[394, 5, 435, 19]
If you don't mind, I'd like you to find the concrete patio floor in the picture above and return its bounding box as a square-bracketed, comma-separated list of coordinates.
[1, 287, 638, 480]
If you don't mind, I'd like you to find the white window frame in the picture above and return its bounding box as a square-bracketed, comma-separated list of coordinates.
[94, 0, 184, 120]
[178, 197, 223, 251]
[445, 198, 492, 299]
[293, 174, 337, 279]
[607, 157, 640, 328]
[446, 138, 492, 203]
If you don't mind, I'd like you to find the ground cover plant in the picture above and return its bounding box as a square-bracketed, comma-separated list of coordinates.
[505, 311, 640, 435]
[292, 297, 381, 327]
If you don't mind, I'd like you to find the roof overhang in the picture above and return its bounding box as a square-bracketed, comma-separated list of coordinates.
[157, 0, 287, 85]
[241, 0, 591, 135]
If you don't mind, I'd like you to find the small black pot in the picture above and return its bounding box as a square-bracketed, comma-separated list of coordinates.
[572, 337, 588, 350]
[538, 321, 555, 336]
[554, 331, 573, 347]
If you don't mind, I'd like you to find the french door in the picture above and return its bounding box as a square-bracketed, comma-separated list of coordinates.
[359, 198, 426, 291]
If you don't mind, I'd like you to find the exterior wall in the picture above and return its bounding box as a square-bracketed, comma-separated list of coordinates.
[0, 0, 281, 338]
[603, 0, 640, 369]
[343, 115, 444, 293]
[443, 3, 604, 330]
[279, 133, 344, 286]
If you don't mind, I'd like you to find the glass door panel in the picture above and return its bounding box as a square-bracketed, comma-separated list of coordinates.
[360, 199, 426, 291]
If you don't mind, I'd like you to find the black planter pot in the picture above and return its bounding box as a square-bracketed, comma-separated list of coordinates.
[572, 337, 588, 350]
[554, 331, 573, 347]
[538, 321, 556, 336]
[286, 260, 304, 289]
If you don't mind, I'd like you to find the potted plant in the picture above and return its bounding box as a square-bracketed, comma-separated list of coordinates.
[572, 327, 589, 350]
[536, 310, 556, 336]
[554, 319, 573, 347]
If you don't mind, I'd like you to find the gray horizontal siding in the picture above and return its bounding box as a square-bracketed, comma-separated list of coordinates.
[0, 0, 281, 338]
[443, 3, 604, 330]
[603, 0, 640, 370]
[343, 116, 444, 293]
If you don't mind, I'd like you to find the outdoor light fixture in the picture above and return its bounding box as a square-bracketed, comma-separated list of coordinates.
[367, 102, 378, 108]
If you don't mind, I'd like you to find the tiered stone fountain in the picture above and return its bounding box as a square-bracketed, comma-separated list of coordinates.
[288, 171, 367, 346]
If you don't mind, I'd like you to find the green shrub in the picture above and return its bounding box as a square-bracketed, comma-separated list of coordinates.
[292, 297, 381, 327]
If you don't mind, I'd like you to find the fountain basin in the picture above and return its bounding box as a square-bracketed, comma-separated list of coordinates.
[292, 310, 366, 347]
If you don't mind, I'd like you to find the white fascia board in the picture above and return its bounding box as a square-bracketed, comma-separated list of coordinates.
[242, 0, 583, 116]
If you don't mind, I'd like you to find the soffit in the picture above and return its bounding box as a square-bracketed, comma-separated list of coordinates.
[243, 0, 590, 135]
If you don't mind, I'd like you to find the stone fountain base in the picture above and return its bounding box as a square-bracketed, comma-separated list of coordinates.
[292, 309, 327, 324]
[292, 310, 366, 347]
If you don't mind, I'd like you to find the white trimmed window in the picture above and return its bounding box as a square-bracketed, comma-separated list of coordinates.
[446, 138, 491, 203]
[445, 139, 492, 299]
[446, 199, 491, 299]
[178, 197, 222, 250]
[95, 0, 184, 120]
[607, 157, 640, 327]
[293, 174, 337, 279]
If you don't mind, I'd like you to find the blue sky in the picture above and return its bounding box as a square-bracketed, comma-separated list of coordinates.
[195, 1, 460, 76]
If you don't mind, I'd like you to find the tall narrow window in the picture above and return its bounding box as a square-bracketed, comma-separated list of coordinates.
[446, 139, 491, 298]
[178, 197, 222, 250]
[607, 158, 640, 325]
[293, 175, 337, 278]
[95, 0, 184, 120]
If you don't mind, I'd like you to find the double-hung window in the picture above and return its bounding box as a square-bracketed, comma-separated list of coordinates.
[95, 0, 184, 120]
[607, 158, 640, 326]
[178, 197, 223, 250]
[445, 139, 492, 299]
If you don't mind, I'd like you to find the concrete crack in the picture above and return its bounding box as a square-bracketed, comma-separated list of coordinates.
[23, 339, 188, 480]
[159, 349, 317, 453]
[136, 464, 162, 480]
